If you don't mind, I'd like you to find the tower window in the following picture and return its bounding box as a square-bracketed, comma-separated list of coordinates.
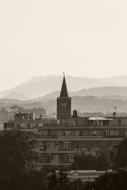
[61, 103, 67, 108]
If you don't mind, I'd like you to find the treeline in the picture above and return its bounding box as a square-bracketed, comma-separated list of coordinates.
[1, 131, 127, 190]
[1, 167, 127, 190]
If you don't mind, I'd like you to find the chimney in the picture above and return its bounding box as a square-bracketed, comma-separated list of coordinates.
[113, 112, 116, 117]
[73, 110, 78, 117]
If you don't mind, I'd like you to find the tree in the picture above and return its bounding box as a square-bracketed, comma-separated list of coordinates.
[96, 152, 110, 170]
[0, 131, 36, 180]
[72, 152, 109, 170]
[93, 169, 127, 190]
[72, 153, 96, 170]
[113, 138, 127, 169]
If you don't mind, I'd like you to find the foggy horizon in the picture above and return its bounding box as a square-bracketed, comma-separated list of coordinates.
[0, 0, 127, 90]
[1, 68, 127, 92]
[2, 73, 127, 92]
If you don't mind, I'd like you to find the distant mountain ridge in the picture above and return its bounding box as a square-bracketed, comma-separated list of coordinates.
[1, 75, 127, 100]
[1, 96, 127, 114]
[34, 87, 127, 102]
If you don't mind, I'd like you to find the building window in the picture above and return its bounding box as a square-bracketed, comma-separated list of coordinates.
[16, 124, 20, 129]
[27, 124, 31, 128]
[63, 142, 70, 150]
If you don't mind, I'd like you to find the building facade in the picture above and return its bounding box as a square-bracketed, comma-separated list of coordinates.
[4, 75, 127, 168]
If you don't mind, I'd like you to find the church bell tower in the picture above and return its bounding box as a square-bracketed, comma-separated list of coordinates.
[57, 74, 71, 120]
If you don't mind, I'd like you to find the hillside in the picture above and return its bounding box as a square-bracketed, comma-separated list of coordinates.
[34, 87, 127, 102]
[39, 96, 127, 114]
[1, 75, 127, 99]
[1, 96, 127, 114]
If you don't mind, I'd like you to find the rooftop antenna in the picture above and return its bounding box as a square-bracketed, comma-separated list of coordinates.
[113, 106, 117, 117]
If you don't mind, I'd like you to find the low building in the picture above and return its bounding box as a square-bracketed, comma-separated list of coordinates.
[61, 170, 105, 182]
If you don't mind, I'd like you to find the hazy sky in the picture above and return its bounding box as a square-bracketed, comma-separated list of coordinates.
[0, 0, 127, 90]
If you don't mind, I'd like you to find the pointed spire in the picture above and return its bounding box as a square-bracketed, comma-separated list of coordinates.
[60, 73, 69, 97]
